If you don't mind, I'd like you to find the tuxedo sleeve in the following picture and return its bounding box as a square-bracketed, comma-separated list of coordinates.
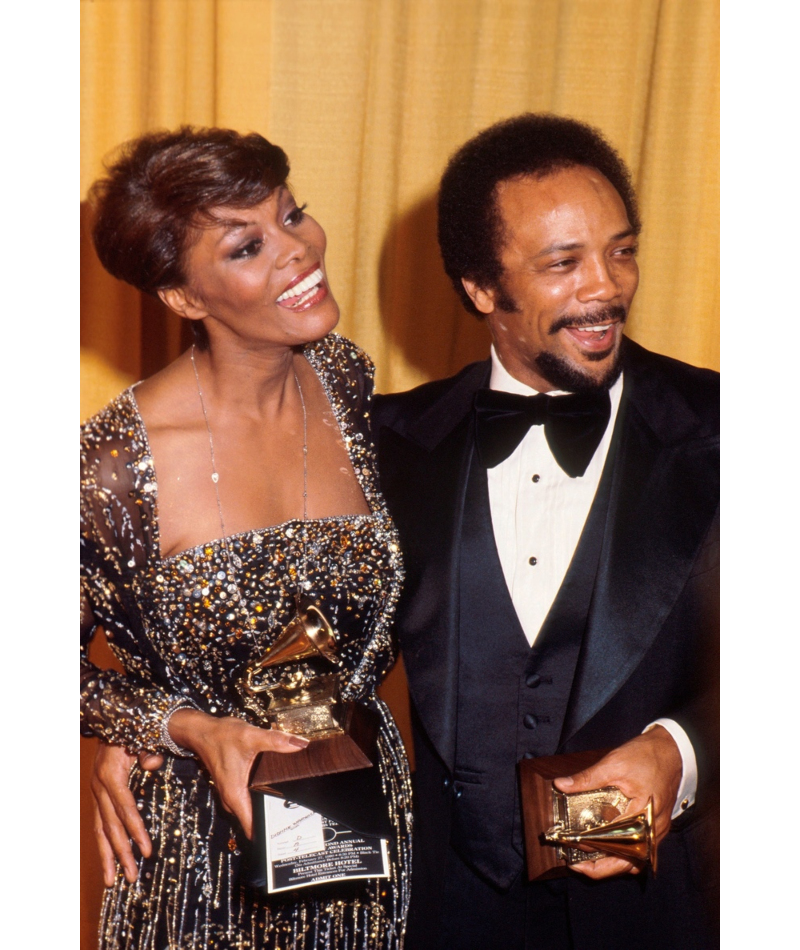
[663, 508, 719, 808]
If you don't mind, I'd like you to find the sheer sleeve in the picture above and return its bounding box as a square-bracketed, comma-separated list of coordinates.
[80, 395, 191, 754]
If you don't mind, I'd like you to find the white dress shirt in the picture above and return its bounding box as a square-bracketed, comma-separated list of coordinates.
[486, 347, 696, 818]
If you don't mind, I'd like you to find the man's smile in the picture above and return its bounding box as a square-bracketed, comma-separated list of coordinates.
[549, 304, 627, 356]
[562, 321, 619, 353]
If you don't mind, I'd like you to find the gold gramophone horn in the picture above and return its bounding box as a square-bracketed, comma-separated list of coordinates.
[244, 596, 339, 695]
[545, 797, 657, 873]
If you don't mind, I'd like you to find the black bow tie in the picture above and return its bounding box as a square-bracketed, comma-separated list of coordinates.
[474, 388, 611, 477]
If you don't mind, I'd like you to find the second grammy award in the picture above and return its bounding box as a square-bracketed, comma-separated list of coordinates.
[519, 750, 657, 880]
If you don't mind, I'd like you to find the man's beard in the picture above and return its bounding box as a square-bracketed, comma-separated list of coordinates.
[534, 347, 623, 394]
[496, 287, 626, 393]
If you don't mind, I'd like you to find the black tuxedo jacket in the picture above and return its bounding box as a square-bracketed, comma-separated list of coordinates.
[373, 338, 719, 948]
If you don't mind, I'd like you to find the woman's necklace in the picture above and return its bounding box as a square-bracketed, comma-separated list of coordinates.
[190, 346, 343, 733]
[190, 344, 312, 630]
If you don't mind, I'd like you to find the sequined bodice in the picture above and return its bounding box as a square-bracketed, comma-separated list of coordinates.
[81, 335, 404, 753]
[138, 514, 402, 718]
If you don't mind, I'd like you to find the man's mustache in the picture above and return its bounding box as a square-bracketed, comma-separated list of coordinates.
[549, 305, 628, 335]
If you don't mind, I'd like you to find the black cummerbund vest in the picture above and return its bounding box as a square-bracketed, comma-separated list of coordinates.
[450, 446, 611, 889]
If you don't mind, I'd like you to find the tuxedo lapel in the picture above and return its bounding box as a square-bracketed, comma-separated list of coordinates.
[376, 362, 490, 770]
[378, 341, 718, 757]
[561, 350, 720, 744]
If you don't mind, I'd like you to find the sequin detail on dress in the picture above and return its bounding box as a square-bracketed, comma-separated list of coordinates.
[81, 335, 412, 949]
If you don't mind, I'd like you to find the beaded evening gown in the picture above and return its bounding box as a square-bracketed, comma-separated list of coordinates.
[81, 335, 412, 950]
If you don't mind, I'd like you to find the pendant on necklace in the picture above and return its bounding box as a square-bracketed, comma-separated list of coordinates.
[211, 473, 219, 483]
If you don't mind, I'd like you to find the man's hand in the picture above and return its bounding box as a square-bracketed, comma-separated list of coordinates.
[91, 743, 162, 886]
[90, 714, 309, 886]
[553, 726, 682, 880]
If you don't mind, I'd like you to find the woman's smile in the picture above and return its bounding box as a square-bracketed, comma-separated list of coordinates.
[276, 265, 329, 311]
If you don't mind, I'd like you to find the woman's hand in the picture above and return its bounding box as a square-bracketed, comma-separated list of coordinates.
[168, 709, 308, 839]
[91, 743, 162, 886]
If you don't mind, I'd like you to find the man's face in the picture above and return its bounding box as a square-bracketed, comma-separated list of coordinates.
[463, 166, 639, 393]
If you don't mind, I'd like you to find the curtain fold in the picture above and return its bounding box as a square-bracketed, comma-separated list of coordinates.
[81, 0, 718, 400]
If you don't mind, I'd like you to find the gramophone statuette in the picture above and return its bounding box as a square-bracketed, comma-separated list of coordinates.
[241, 595, 380, 789]
[518, 751, 659, 881]
[544, 788, 657, 872]
[240, 595, 345, 739]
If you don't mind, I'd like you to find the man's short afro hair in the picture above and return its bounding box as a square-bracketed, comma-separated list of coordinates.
[437, 113, 641, 317]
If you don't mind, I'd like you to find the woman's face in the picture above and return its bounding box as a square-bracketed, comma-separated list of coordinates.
[176, 187, 339, 348]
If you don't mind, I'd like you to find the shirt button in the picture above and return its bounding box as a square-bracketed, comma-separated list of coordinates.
[532, 474, 540, 483]
[526, 673, 541, 688]
[680, 798, 690, 811]
[523, 714, 538, 730]
[528, 556, 537, 566]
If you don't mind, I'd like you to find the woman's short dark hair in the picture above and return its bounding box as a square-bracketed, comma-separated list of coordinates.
[437, 113, 641, 317]
[89, 126, 290, 295]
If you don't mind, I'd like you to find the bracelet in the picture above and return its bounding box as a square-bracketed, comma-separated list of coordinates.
[159, 698, 198, 757]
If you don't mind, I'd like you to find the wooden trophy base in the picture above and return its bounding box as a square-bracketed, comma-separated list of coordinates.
[518, 749, 610, 881]
[250, 702, 380, 791]
[242, 704, 389, 892]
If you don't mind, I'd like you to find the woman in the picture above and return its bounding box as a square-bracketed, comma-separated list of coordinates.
[81, 127, 412, 949]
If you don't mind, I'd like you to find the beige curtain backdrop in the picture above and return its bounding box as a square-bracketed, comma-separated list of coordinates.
[80, 1, 718, 946]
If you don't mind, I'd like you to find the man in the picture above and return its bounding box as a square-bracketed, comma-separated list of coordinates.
[372, 113, 718, 949]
